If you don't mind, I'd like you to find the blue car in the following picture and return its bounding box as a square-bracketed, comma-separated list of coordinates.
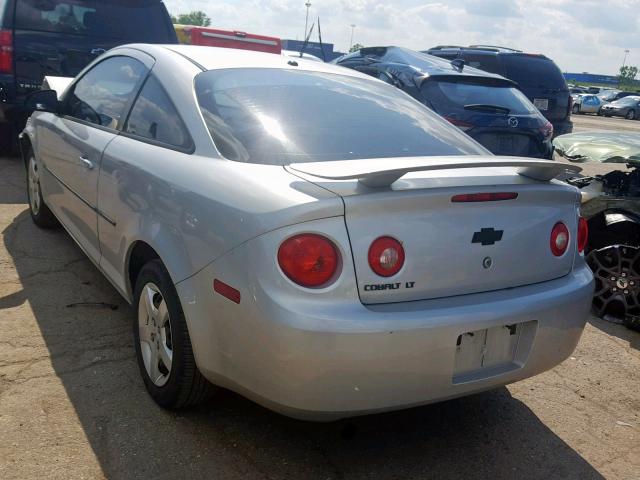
[334, 47, 554, 159]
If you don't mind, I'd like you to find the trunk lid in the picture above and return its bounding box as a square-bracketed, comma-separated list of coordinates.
[288, 157, 581, 304]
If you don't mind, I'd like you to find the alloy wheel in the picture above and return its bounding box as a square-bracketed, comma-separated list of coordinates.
[586, 245, 640, 317]
[28, 156, 41, 215]
[137, 282, 173, 387]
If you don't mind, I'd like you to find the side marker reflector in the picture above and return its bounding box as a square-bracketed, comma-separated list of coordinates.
[214, 279, 241, 304]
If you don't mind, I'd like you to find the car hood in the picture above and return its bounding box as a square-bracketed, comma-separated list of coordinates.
[553, 132, 640, 163]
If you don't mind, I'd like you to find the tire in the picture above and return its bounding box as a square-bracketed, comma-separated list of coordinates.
[26, 149, 59, 229]
[133, 259, 215, 409]
[572, 104, 580, 114]
[626, 109, 636, 120]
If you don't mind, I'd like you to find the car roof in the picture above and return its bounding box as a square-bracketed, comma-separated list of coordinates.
[125, 44, 367, 79]
[350, 46, 513, 82]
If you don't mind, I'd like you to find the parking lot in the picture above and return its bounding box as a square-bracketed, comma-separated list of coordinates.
[0, 114, 638, 480]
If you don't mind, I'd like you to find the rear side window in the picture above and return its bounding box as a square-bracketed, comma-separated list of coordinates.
[65, 56, 146, 128]
[460, 54, 504, 76]
[503, 55, 566, 89]
[125, 76, 192, 150]
[195, 68, 487, 165]
[15, 0, 174, 42]
[423, 80, 538, 116]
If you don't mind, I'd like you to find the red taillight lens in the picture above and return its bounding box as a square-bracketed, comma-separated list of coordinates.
[368, 236, 405, 277]
[577, 217, 588, 253]
[278, 234, 339, 288]
[539, 121, 554, 139]
[0, 30, 13, 74]
[550, 222, 570, 257]
[443, 116, 474, 131]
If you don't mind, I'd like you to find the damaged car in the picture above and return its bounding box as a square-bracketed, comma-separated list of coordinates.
[555, 132, 640, 330]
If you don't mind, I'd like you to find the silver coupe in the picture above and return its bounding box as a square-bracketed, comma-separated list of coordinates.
[20, 44, 594, 420]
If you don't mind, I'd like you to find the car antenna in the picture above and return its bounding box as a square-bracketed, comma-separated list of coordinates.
[299, 22, 315, 58]
[317, 16, 326, 61]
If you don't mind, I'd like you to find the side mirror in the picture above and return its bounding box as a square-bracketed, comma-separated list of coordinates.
[24, 89, 60, 114]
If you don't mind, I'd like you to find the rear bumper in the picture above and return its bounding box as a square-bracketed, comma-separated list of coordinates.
[177, 226, 594, 420]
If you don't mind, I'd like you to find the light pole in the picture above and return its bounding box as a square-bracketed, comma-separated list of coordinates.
[623, 49, 630, 68]
[304, 1, 312, 40]
[349, 24, 356, 51]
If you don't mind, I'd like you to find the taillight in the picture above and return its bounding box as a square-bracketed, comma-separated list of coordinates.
[278, 234, 339, 288]
[368, 236, 405, 277]
[550, 222, 569, 257]
[443, 116, 474, 131]
[539, 121, 553, 139]
[452, 192, 518, 202]
[577, 217, 588, 253]
[0, 30, 13, 74]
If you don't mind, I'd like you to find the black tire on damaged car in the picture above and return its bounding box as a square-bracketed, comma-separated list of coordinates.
[626, 109, 636, 120]
[586, 244, 640, 332]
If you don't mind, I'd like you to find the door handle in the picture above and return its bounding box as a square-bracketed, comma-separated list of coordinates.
[79, 156, 94, 170]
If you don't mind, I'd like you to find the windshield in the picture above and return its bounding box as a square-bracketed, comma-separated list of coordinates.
[422, 80, 538, 116]
[194, 68, 487, 165]
[15, 0, 173, 41]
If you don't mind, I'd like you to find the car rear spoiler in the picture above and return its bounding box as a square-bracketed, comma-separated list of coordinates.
[287, 156, 581, 188]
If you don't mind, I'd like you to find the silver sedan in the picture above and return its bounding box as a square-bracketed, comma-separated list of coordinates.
[21, 44, 594, 420]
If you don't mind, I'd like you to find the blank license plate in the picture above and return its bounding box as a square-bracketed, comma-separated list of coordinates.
[534, 98, 549, 110]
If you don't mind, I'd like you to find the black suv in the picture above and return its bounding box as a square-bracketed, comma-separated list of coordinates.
[0, 0, 177, 153]
[425, 45, 572, 137]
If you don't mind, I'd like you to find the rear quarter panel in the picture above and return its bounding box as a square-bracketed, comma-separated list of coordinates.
[97, 137, 342, 299]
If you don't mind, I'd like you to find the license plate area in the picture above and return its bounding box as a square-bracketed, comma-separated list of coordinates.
[534, 98, 549, 111]
[453, 320, 537, 384]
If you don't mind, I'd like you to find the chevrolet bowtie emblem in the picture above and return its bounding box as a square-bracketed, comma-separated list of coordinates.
[472, 228, 504, 246]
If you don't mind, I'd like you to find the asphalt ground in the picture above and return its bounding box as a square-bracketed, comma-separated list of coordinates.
[0, 114, 639, 479]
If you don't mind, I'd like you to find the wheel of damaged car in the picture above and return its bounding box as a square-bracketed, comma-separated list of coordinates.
[586, 245, 640, 323]
[26, 149, 59, 229]
[133, 260, 215, 408]
[626, 110, 636, 120]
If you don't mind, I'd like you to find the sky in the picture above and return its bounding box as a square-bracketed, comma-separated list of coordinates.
[164, 0, 640, 76]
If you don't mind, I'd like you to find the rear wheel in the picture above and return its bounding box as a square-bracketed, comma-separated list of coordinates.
[26, 150, 59, 229]
[133, 260, 215, 408]
[626, 109, 636, 120]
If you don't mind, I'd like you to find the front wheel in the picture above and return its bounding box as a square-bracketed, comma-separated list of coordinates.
[572, 104, 580, 114]
[134, 259, 215, 408]
[26, 150, 59, 229]
[626, 109, 636, 120]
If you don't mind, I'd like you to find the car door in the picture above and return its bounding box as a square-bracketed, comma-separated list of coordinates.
[97, 73, 194, 294]
[38, 54, 149, 263]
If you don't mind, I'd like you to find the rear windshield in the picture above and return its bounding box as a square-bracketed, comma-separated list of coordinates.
[503, 55, 566, 89]
[423, 80, 538, 116]
[195, 68, 487, 165]
[15, 0, 173, 42]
